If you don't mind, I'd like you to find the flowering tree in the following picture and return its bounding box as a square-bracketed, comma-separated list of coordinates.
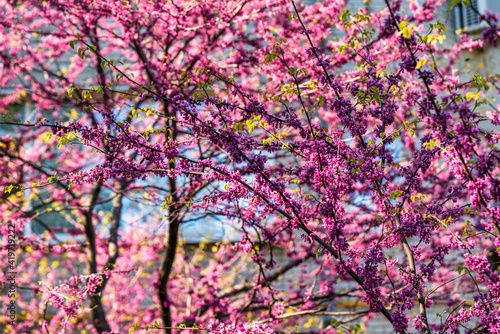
[1, 0, 500, 333]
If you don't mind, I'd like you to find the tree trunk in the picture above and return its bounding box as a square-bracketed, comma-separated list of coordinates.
[84, 182, 112, 333]
[158, 172, 180, 334]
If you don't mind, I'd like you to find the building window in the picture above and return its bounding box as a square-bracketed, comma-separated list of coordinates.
[454, 0, 489, 35]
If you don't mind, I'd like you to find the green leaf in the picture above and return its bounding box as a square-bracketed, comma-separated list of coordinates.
[265, 54, 271, 66]
[77, 48, 85, 59]
[402, 27, 411, 39]
[5, 184, 14, 194]
[317, 95, 325, 107]
[415, 58, 427, 70]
